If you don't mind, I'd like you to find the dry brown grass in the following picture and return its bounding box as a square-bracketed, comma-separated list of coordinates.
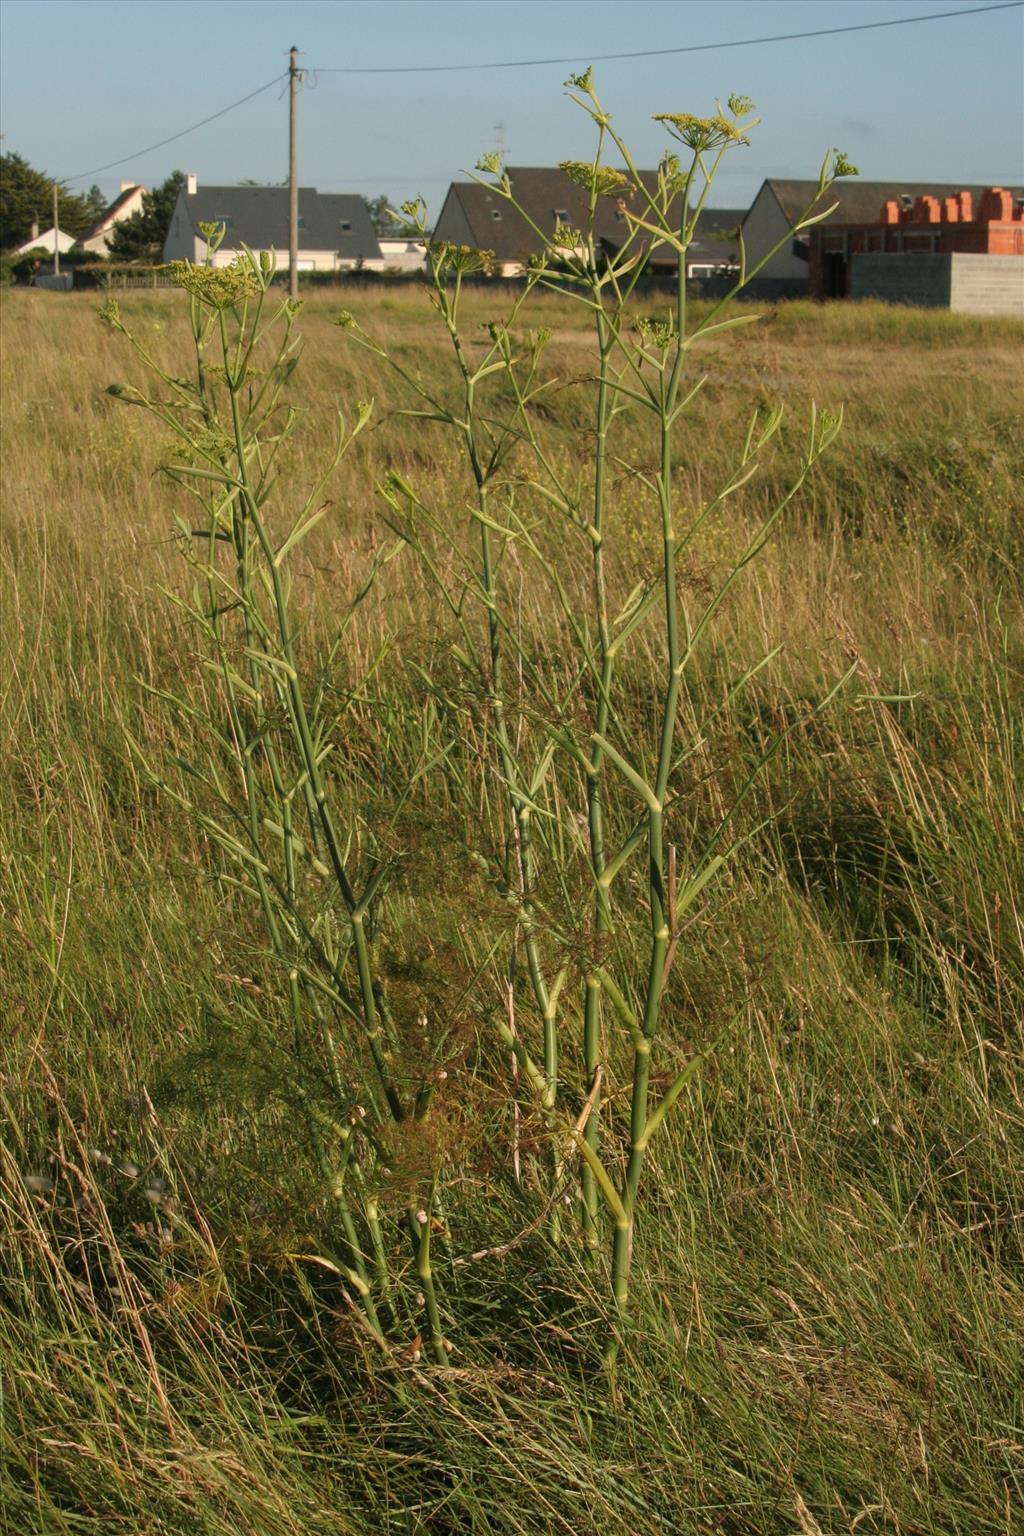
[2, 283, 1022, 1536]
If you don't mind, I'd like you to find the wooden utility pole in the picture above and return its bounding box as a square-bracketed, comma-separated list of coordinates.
[289, 46, 300, 301]
[52, 182, 60, 278]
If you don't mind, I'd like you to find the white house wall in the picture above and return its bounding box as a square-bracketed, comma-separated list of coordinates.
[378, 239, 427, 272]
[203, 244, 335, 272]
[12, 226, 77, 257]
[78, 187, 148, 255]
[79, 232, 116, 256]
[195, 242, 384, 273]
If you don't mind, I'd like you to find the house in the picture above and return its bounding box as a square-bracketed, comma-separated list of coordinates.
[676, 206, 745, 278]
[808, 186, 1024, 314]
[432, 166, 742, 278]
[11, 220, 77, 258]
[76, 182, 147, 256]
[377, 236, 427, 273]
[741, 179, 1024, 298]
[602, 203, 745, 279]
[162, 177, 383, 271]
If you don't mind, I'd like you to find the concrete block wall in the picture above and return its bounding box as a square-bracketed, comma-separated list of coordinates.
[949, 254, 1024, 316]
[850, 252, 952, 307]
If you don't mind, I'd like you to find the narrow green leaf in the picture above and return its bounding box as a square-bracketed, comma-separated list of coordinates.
[274, 502, 331, 567]
[574, 1135, 629, 1228]
[641, 1059, 704, 1149]
[242, 647, 298, 682]
[592, 733, 660, 812]
[686, 312, 761, 346]
[675, 854, 726, 918]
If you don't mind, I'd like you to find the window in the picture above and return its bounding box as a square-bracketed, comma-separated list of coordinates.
[553, 208, 570, 224]
[339, 219, 352, 231]
[297, 216, 307, 230]
[491, 209, 502, 221]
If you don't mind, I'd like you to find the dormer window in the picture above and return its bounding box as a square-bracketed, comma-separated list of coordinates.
[339, 219, 352, 231]
[553, 208, 570, 224]
[297, 216, 307, 229]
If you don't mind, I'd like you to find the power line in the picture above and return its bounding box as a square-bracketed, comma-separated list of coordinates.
[310, 3, 1023, 74]
[63, 73, 286, 184]
[46, 2, 1021, 188]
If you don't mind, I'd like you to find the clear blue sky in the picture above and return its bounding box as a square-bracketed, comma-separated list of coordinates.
[1, 0, 1021, 216]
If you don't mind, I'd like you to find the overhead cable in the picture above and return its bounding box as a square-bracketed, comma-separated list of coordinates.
[63, 73, 286, 183]
[310, 3, 1023, 74]
[54, 4, 1021, 185]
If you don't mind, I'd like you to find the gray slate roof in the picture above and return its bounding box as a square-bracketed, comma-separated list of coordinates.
[434, 167, 743, 266]
[759, 178, 1024, 227]
[168, 185, 382, 261]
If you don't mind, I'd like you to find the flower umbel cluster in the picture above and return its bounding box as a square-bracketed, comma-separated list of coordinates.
[657, 152, 685, 198]
[558, 161, 634, 199]
[564, 66, 594, 93]
[635, 315, 678, 350]
[168, 259, 261, 309]
[427, 243, 496, 277]
[551, 223, 584, 250]
[653, 112, 751, 152]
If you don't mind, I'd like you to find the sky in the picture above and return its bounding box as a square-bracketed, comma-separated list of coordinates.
[1, 0, 1022, 217]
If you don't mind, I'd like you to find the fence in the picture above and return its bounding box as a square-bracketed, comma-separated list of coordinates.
[49, 266, 811, 301]
[74, 268, 179, 290]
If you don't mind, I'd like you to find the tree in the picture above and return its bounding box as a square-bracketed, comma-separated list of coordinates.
[361, 194, 419, 238]
[84, 185, 107, 225]
[107, 171, 185, 262]
[0, 153, 96, 249]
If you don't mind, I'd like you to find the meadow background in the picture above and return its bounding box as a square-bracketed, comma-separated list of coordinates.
[1, 284, 1022, 1535]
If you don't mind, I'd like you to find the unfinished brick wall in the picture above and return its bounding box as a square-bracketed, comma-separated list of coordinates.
[810, 187, 1024, 298]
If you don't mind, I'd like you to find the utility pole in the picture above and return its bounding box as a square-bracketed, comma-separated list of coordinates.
[52, 181, 60, 278]
[289, 46, 301, 301]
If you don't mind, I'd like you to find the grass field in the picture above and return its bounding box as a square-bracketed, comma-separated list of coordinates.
[2, 282, 1022, 1536]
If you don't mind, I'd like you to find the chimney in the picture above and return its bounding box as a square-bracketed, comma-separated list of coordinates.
[186, 173, 197, 196]
[120, 180, 134, 192]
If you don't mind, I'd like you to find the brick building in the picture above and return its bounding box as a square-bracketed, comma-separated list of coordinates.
[809, 187, 1024, 313]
